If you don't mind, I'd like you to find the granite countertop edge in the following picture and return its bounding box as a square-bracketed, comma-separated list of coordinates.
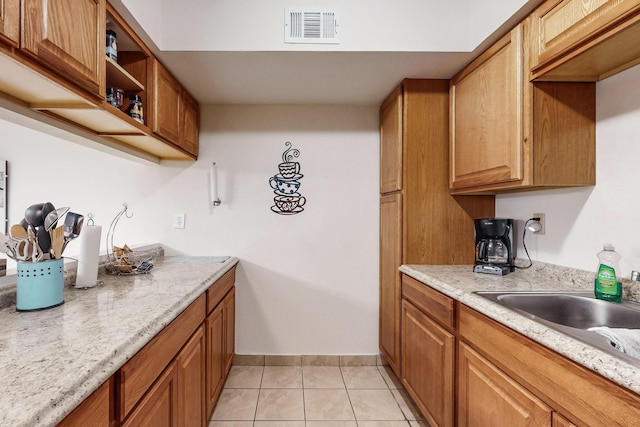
[399, 263, 640, 395]
[0, 253, 239, 427]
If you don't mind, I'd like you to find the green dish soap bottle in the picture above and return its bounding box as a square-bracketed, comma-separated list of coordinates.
[595, 244, 622, 303]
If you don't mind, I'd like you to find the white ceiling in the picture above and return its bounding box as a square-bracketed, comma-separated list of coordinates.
[113, 0, 542, 106]
[158, 51, 474, 106]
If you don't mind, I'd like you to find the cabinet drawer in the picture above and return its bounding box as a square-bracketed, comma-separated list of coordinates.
[401, 274, 455, 331]
[118, 294, 205, 420]
[207, 267, 236, 314]
[459, 303, 640, 426]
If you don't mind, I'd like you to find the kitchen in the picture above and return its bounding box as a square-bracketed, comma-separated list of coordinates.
[0, 0, 640, 426]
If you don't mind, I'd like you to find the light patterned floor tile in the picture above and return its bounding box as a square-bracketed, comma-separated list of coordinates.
[255, 388, 305, 420]
[261, 365, 303, 388]
[303, 366, 345, 388]
[208, 422, 253, 427]
[224, 365, 264, 389]
[305, 422, 358, 427]
[358, 422, 412, 427]
[341, 366, 388, 389]
[304, 388, 356, 421]
[211, 389, 259, 421]
[348, 389, 406, 421]
[254, 422, 305, 426]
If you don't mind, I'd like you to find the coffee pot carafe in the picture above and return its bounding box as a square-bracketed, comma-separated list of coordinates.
[476, 239, 509, 264]
[473, 218, 515, 275]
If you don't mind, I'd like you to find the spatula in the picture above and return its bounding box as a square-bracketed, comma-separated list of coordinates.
[51, 226, 65, 259]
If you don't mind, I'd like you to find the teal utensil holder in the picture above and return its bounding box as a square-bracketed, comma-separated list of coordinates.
[16, 258, 64, 311]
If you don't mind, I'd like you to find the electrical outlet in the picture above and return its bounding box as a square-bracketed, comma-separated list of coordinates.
[533, 213, 545, 235]
[173, 213, 186, 229]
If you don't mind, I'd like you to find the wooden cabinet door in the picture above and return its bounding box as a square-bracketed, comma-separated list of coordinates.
[0, 0, 19, 47]
[552, 413, 578, 427]
[205, 303, 225, 418]
[122, 362, 179, 427]
[22, 0, 104, 96]
[531, 0, 640, 70]
[450, 25, 524, 191]
[379, 192, 402, 374]
[380, 85, 403, 193]
[58, 378, 112, 427]
[180, 88, 199, 157]
[458, 342, 552, 427]
[176, 325, 205, 427]
[153, 59, 181, 143]
[401, 300, 455, 427]
[223, 287, 235, 376]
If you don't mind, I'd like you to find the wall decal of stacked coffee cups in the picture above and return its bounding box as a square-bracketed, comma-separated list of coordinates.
[269, 141, 306, 215]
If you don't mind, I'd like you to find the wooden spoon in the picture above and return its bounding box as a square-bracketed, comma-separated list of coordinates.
[10, 224, 27, 239]
[51, 226, 65, 260]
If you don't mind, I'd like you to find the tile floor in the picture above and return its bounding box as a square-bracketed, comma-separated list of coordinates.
[208, 364, 428, 427]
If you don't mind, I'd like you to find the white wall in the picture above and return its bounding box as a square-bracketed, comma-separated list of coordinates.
[0, 104, 380, 355]
[121, 0, 533, 52]
[496, 63, 640, 278]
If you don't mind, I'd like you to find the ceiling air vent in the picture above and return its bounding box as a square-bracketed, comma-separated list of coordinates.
[285, 9, 340, 44]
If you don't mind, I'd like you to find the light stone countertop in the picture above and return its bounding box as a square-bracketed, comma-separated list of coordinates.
[0, 255, 239, 427]
[400, 262, 640, 395]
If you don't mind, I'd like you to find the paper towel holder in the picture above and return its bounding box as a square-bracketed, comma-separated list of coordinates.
[74, 212, 104, 289]
[211, 162, 222, 207]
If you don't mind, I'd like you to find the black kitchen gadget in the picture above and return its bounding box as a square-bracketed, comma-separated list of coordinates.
[474, 218, 515, 275]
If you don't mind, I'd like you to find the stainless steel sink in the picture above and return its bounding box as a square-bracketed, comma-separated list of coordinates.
[474, 291, 640, 366]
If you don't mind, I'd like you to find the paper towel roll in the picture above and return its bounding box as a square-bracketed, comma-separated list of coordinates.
[76, 224, 101, 288]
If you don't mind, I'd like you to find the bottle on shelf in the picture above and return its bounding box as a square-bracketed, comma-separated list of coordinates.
[126, 95, 144, 124]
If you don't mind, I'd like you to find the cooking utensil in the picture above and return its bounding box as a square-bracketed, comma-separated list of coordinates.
[51, 226, 65, 260]
[0, 233, 16, 257]
[36, 226, 51, 255]
[44, 207, 70, 232]
[41, 202, 56, 223]
[14, 236, 43, 262]
[63, 212, 84, 248]
[24, 203, 45, 228]
[10, 224, 27, 239]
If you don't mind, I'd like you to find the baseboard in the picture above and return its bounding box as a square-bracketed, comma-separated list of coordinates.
[233, 354, 388, 367]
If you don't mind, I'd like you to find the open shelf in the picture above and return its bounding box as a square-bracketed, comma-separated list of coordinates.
[106, 57, 144, 92]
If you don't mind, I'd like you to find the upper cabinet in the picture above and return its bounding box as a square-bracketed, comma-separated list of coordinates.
[0, 0, 19, 47]
[22, 0, 105, 97]
[152, 59, 199, 157]
[0, 0, 199, 161]
[530, 0, 640, 81]
[450, 27, 523, 191]
[449, 20, 596, 194]
[380, 86, 403, 194]
[153, 60, 182, 143]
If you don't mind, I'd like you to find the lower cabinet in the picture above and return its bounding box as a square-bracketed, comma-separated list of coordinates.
[206, 286, 236, 418]
[60, 266, 237, 427]
[122, 362, 179, 427]
[457, 342, 552, 427]
[553, 413, 578, 427]
[57, 378, 113, 427]
[177, 325, 206, 427]
[223, 287, 236, 375]
[401, 300, 454, 427]
[206, 299, 225, 416]
[399, 274, 640, 427]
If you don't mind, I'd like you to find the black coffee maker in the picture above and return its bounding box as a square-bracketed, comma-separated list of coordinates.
[473, 218, 515, 275]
